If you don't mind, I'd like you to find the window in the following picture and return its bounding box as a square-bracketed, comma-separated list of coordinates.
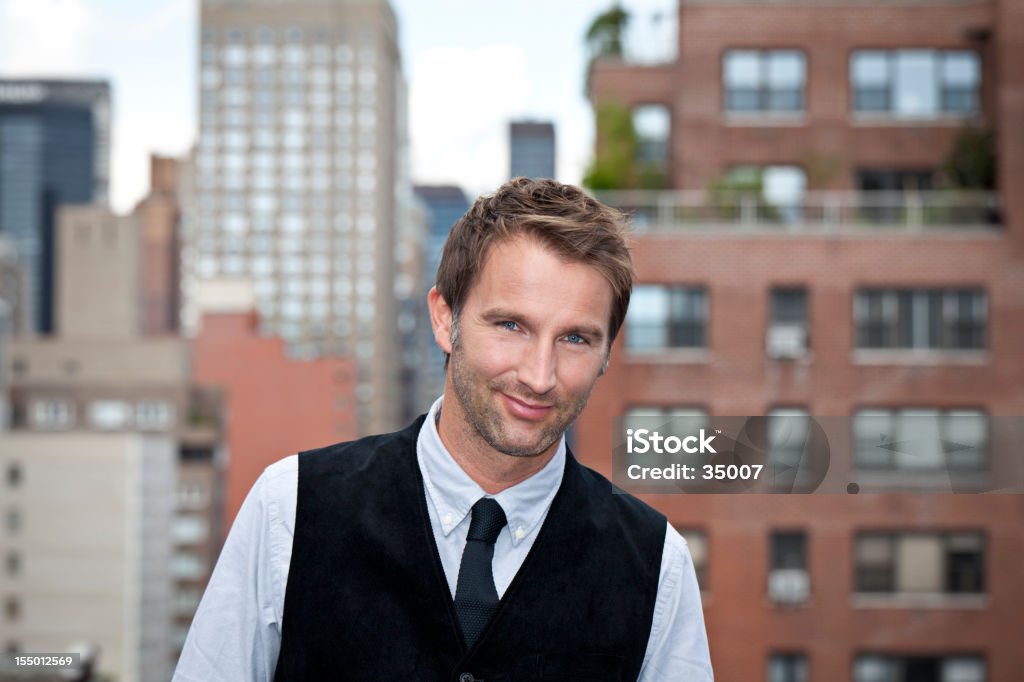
[856, 168, 933, 193]
[88, 400, 131, 430]
[178, 482, 209, 510]
[769, 531, 809, 604]
[768, 653, 808, 682]
[851, 50, 980, 118]
[767, 409, 812, 483]
[137, 401, 175, 430]
[174, 588, 202, 616]
[767, 288, 808, 357]
[5, 463, 20, 488]
[853, 288, 986, 350]
[30, 398, 73, 430]
[854, 409, 986, 471]
[633, 105, 670, 163]
[854, 531, 984, 594]
[4, 597, 19, 621]
[724, 165, 807, 223]
[173, 516, 209, 544]
[5, 508, 21, 537]
[724, 50, 805, 113]
[626, 286, 707, 351]
[675, 528, 709, 591]
[854, 655, 985, 682]
[624, 407, 709, 476]
[171, 552, 204, 580]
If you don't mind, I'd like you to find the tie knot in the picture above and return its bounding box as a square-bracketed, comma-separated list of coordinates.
[467, 498, 506, 544]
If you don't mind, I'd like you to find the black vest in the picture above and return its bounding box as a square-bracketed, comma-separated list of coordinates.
[274, 415, 666, 682]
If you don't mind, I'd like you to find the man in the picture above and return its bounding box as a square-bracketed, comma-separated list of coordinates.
[174, 179, 713, 681]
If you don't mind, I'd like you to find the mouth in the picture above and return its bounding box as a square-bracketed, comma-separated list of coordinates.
[501, 393, 554, 421]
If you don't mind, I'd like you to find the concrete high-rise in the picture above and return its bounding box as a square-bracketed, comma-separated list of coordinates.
[186, 0, 408, 434]
[411, 185, 468, 407]
[2, 167, 228, 673]
[0, 80, 110, 336]
[509, 120, 555, 180]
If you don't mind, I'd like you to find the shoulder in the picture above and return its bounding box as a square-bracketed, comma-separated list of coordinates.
[297, 415, 427, 478]
[569, 455, 667, 534]
[256, 454, 299, 533]
[661, 523, 695, 574]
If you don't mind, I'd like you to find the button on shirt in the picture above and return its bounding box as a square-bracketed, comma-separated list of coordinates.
[174, 397, 714, 681]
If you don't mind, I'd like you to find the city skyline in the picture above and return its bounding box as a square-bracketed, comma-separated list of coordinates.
[0, 0, 677, 213]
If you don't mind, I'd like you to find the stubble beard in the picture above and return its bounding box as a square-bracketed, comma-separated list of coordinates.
[448, 334, 593, 459]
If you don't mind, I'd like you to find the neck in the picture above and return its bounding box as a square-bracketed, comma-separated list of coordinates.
[435, 399, 558, 495]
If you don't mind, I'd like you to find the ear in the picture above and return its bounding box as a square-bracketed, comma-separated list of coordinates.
[427, 286, 454, 355]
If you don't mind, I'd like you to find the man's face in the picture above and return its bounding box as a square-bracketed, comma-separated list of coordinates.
[437, 235, 613, 459]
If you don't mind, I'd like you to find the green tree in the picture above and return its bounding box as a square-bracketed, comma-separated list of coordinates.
[585, 4, 630, 59]
[583, 102, 636, 190]
[943, 126, 996, 190]
[584, 102, 671, 191]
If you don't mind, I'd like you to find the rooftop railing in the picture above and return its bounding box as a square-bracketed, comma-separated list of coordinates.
[594, 190, 1001, 233]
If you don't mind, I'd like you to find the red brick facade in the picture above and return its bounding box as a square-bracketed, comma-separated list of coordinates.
[584, 0, 1024, 679]
[192, 311, 358, 530]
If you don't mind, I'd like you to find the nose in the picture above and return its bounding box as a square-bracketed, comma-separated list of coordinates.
[517, 338, 557, 396]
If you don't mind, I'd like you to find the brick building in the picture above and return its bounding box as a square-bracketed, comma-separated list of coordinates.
[136, 155, 182, 337]
[191, 305, 358, 531]
[583, 0, 1024, 680]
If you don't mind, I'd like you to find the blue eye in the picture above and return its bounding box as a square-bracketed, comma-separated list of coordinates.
[500, 321, 519, 331]
[566, 334, 586, 345]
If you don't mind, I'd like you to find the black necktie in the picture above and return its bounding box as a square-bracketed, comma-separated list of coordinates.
[454, 498, 507, 648]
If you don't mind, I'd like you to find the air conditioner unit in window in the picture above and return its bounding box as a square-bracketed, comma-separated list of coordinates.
[768, 568, 810, 604]
[766, 324, 808, 359]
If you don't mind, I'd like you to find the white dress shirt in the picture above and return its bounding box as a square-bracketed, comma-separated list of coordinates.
[174, 397, 713, 681]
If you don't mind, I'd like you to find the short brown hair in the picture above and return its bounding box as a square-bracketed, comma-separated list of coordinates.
[435, 178, 635, 348]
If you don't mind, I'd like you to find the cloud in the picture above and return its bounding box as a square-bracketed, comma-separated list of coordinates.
[0, 0, 97, 75]
[112, 0, 193, 44]
[408, 44, 529, 193]
[0, 0, 196, 213]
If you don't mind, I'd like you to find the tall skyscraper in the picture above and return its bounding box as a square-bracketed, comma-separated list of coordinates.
[509, 120, 556, 179]
[412, 184, 468, 407]
[0, 79, 110, 335]
[186, 0, 407, 433]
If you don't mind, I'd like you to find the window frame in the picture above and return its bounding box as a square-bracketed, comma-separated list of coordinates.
[850, 48, 981, 119]
[723, 49, 807, 115]
[626, 285, 709, 353]
[853, 530, 986, 595]
[853, 287, 987, 351]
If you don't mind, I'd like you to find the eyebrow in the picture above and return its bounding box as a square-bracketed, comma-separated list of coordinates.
[480, 308, 607, 344]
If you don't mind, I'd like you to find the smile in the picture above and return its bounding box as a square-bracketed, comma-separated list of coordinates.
[501, 393, 554, 421]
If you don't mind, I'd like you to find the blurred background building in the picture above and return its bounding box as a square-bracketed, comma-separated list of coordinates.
[0, 0, 1022, 679]
[0, 181, 227, 679]
[581, 0, 1024, 680]
[508, 120, 556, 180]
[411, 184, 468, 408]
[0, 80, 110, 336]
[184, 0, 413, 437]
[189, 283, 358, 530]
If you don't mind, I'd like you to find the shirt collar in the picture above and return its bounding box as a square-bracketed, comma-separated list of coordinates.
[416, 395, 565, 546]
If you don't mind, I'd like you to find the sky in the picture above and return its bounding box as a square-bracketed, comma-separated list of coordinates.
[0, 0, 674, 213]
